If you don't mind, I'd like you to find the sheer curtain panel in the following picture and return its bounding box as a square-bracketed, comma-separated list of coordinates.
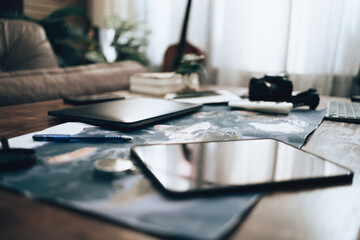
[90, 0, 360, 96]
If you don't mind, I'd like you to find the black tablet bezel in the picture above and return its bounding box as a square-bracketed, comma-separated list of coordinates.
[131, 139, 353, 198]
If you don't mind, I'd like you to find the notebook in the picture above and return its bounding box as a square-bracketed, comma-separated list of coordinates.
[48, 98, 202, 130]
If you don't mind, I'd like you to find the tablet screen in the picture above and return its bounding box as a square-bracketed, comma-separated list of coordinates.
[131, 139, 352, 197]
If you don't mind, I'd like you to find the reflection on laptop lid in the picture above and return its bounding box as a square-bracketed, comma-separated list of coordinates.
[48, 98, 202, 130]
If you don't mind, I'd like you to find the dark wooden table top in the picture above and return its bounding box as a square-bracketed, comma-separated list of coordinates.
[1, 88, 360, 240]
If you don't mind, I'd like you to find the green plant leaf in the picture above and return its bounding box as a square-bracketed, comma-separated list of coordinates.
[41, 6, 86, 23]
[107, 15, 150, 66]
[176, 54, 207, 78]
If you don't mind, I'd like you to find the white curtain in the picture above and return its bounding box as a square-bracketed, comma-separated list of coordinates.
[91, 0, 360, 96]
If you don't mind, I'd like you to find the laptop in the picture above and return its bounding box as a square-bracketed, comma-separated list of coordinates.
[324, 101, 360, 123]
[49, 97, 202, 130]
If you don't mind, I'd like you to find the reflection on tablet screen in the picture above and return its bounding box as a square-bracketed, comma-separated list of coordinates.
[132, 139, 352, 196]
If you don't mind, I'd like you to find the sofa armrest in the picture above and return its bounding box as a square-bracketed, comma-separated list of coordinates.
[0, 61, 146, 107]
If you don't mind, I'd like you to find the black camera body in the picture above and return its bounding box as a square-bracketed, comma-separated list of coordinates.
[248, 74, 320, 110]
[249, 75, 293, 102]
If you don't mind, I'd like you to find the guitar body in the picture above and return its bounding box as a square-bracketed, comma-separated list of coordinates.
[162, 41, 205, 72]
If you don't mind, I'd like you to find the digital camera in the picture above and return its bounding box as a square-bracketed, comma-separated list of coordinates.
[249, 75, 293, 102]
[248, 74, 319, 110]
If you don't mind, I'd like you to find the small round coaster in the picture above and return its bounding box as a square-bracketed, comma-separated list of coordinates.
[93, 158, 134, 178]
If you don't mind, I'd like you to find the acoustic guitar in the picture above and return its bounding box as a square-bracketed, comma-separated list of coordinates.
[162, 0, 205, 72]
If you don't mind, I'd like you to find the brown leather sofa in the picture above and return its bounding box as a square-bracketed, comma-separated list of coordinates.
[0, 19, 146, 107]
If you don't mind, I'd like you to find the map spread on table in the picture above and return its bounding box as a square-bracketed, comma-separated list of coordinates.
[1, 105, 326, 239]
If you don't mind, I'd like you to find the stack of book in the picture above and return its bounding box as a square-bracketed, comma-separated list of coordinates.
[129, 72, 185, 95]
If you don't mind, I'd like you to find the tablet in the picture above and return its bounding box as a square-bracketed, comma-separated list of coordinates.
[131, 139, 353, 197]
[49, 97, 202, 131]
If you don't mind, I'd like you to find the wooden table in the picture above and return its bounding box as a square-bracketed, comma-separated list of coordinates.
[1, 87, 360, 240]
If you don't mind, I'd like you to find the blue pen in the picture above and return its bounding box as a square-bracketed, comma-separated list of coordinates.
[32, 134, 133, 142]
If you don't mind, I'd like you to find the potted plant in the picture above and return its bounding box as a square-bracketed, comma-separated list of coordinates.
[105, 15, 150, 66]
[175, 53, 207, 92]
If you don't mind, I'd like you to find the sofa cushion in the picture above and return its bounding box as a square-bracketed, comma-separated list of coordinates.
[0, 19, 59, 71]
[0, 61, 146, 106]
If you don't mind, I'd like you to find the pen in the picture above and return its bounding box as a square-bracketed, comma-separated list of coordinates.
[32, 134, 133, 142]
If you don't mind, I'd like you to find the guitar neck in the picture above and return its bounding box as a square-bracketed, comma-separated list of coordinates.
[172, 0, 192, 70]
[179, 0, 192, 48]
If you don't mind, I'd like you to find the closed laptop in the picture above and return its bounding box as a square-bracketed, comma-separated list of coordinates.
[48, 97, 202, 130]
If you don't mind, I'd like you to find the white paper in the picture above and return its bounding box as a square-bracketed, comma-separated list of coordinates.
[165, 90, 242, 104]
[9, 122, 92, 149]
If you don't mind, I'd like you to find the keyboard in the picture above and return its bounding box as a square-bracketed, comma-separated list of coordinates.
[324, 101, 360, 123]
